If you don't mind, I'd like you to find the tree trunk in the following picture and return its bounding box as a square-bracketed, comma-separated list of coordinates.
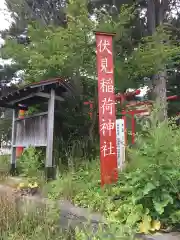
[147, 0, 169, 121]
[152, 70, 167, 121]
[147, 0, 156, 35]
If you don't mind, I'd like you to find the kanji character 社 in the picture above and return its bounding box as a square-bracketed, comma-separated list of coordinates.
[101, 141, 115, 157]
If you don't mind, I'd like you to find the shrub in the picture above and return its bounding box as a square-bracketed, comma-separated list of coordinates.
[18, 147, 44, 180]
[109, 120, 180, 232]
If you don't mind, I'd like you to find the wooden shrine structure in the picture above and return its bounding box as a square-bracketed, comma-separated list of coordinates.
[0, 78, 73, 180]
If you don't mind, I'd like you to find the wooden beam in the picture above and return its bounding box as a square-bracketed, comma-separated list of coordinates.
[0, 102, 28, 110]
[45, 88, 55, 180]
[14, 111, 48, 121]
[35, 92, 50, 99]
[13, 144, 47, 147]
[35, 92, 64, 102]
[4, 90, 64, 108]
[55, 95, 65, 102]
[9, 93, 36, 105]
[10, 109, 16, 175]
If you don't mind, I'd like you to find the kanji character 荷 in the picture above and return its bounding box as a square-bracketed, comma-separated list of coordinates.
[101, 97, 115, 115]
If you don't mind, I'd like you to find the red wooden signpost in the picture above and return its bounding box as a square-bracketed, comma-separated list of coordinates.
[95, 32, 118, 186]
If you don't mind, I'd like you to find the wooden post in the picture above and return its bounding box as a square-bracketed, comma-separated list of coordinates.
[10, 109, 16, 175]
[131, 113, 135, 144]
[46, 88, 55, 181]
[95, 32, 118, 186]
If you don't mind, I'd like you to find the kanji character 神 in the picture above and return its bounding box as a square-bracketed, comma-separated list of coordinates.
[101, 58, 113, 73]
[100, 78, 114, 93]
[100, 119, 115, 136]
[101, 141, 115, 157]
[101, 97, 115, 115]
[97, 39, 112, 55]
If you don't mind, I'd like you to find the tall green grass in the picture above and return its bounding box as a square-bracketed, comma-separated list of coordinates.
[0, 194, 72, 240]
[0, 155, 10, 182]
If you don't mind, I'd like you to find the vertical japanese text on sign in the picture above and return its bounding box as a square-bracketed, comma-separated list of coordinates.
[96, 32, 118, 186]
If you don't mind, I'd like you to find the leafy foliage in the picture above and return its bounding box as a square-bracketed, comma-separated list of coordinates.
[108, 120, 180, 231]
[46, 119, 180, 233]
[5, 0, 67, 28]
[2, 0, 134, 88]
[18, 147, 44, 179]
[1, 0, 137, 155]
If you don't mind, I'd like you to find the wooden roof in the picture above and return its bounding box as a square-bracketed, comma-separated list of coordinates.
[0, 78, 74, 109]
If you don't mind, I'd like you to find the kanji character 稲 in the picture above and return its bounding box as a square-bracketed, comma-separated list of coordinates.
[100, 78, 114, 93]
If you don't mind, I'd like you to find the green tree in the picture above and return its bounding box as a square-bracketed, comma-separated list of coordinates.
[2, 0, 134, 160]
[5, 0, 67, 28]
[0, 61, 19, 142]
[3, 0, 180, 144]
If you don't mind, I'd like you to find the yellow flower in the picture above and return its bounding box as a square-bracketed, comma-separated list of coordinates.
[33, 182, 38, 188]
[28, 183, 33, 188]
[28, 182, 38, 189]
[139, 215, 152, 234]
[151, 220, 161, 231]
[18, 182, 25, 189]
[139, 222, 149, 234]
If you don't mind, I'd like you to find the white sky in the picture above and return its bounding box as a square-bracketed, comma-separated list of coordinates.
[0, 0, 12, 31]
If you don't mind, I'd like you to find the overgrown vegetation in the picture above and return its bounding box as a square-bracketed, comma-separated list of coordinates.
[0, 155, 9, 181]
[44, 119, 180, 235]
[0, 194, 68, 240]
[1, 118, 180, 238]
[17, 147, 44, 180]
[1, 0, 180, 239]
[0, 190, 134, 239]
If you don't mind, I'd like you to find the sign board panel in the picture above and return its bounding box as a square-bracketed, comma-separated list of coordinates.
[14, 115, 47, 147]
[95, 32, 118, 186]
[116, 119, 125, 170]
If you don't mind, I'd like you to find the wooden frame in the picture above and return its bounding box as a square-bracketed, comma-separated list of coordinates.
[10, 89, 56, 180]
[2, 78, 72, 180]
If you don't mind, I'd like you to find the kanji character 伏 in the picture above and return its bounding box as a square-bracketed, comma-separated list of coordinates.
[97, 39, 112, 55]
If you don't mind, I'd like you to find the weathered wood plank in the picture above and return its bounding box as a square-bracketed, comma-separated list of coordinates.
[14, 115, 48, 147]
